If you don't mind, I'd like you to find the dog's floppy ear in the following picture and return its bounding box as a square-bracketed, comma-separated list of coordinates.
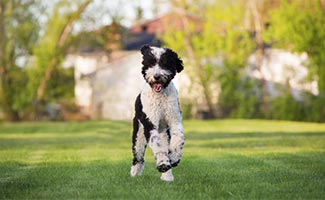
[140, 45, 151, 55]
[175, 56, 184, 73]
[163, 48, 184, 73]
[170, 49, 184, 73]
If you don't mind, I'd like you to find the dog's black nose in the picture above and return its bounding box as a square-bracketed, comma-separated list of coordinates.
[154, 74, 161, 80]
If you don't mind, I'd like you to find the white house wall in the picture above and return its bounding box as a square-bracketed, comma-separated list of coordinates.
[63, 53, 111, 113]
[91, 51, 143, 120]
[247, 49, 318, 100]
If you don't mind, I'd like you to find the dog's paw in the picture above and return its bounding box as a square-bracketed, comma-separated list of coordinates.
[156, 163, 171, 173]
[160, 170, 174, 182]
[171, 159, 180, 167]
[130, 163, 144, 177]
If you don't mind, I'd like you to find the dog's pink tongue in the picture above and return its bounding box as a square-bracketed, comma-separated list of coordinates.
[153, 83, 162, 93]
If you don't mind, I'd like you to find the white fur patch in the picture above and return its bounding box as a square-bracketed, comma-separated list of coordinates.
[134, 122, 146, 161]
[141, 82, 184, 167]
[160, 169, 174, 182]
[150, 47, 166, 59]
[130, 162, 145, 176]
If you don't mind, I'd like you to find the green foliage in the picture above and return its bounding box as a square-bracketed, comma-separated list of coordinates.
[270, 94, 306, 121]
[231, 78, 261, 118]
[180, 100, 194, 119]
[264, 0, 325, 122]
[204, 1, 254, 66]
[0, 1, 40, 120]
[0, 0, 91, 120]
[164, 0, 256, 118]
[164, 0, 324, 122]
[30, 1, 81, 100]
[0, 120, 324, 199]
[47, 67, 75, 101]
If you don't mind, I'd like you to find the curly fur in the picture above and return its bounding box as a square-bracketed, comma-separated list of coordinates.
[131, 45, 184, 181]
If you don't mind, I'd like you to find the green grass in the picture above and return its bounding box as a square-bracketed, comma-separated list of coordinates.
[0, 119, 324, 199]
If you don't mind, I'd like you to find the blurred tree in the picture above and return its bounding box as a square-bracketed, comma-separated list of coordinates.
[0, 0, 40, 120]
[30, 0, 91, 119]
[0, 0, 92, 121]
[135, 5, 144, 23]
[164, 0, 218, 118]
[164, 0, 324, 121]
[245, 0, 270, 115]
[265, 0, 325, 121]
[205, 0, 258, 118]
[164, 0, 256, 118]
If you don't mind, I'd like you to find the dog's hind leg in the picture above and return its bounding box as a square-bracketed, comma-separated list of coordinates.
[131, 120, 147, 177]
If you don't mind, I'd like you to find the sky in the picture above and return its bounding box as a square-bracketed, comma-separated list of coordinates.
[39, 0, 169, 33]
[101, 0, 169, 26]
[75, 0, 170, 32]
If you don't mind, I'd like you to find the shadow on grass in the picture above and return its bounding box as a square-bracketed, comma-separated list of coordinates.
[1, 131, 324, 151]
[0, 121, 131, 150]
[179, 152, 325, 199]
[0, 121, 131, 134]
[185, 131, 325, 149]
[186, 131, 325, 140]
[0, 160, 132, 199]
[1, 151, 324, 199]
[0, 135, 128, 150]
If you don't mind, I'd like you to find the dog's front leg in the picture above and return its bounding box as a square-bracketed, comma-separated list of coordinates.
[169, 123, 185, 167]
[149, 129, 171, 173]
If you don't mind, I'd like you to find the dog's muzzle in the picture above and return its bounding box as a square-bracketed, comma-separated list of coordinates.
[149, 74, 165, 93]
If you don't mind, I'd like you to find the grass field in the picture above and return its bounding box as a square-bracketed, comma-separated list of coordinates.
[0, 119, 324, 199]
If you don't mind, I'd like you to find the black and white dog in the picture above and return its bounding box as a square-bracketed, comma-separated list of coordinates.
[131, 45, 185, 181]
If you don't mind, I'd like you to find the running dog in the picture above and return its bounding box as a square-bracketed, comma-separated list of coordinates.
[130, 45, 185, 181]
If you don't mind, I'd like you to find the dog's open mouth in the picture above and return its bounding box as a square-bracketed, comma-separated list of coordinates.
[152, 83, 162, 93]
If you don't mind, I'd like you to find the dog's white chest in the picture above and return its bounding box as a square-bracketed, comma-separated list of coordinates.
[140, 83, 181, 126]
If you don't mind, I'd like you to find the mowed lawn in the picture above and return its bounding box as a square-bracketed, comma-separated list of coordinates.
[0, 120, 324, 199]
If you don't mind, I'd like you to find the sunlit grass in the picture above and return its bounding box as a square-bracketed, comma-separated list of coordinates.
[0, 120, 324, 199]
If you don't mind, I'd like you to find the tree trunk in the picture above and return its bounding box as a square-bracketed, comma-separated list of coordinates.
[35, 0, 91, 103]
[179, 11, 216, 118]
[249, 0, 268, 115]
[33, 0, 91, 120]
[36, 0, 91, 102]
[0, 2, 21, 121]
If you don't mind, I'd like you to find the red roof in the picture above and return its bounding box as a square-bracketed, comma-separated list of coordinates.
[130, 12, 203, 36]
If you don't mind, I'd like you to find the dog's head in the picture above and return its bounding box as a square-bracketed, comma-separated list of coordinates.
[140, 45, 183, 93]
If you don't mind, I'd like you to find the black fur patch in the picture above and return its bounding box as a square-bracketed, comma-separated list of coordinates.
[141, 45, 157, 78]
[171, 160, 180, 168]
[134, 94, 154, 141]
[159, 48, 184, 73]
[132, 94, 155, 165]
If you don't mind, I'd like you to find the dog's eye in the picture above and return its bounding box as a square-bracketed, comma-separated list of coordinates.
[142, 55, 157, 67]
[142, 50, 158, 66]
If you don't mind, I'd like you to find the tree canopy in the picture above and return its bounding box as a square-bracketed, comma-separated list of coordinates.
[163, 0, 325, 121]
